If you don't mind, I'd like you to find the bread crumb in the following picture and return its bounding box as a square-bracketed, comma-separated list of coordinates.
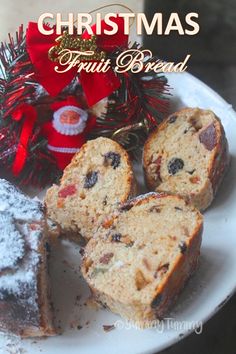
[103, 324, 115, 332]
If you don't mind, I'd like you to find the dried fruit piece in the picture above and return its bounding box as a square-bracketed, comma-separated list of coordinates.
[57, 199, 64, 208]
[111, 233, 122, 242]
[149, 205, 162, 213]
[158, 263, 169, 272]
[84, 171, 98, 189]
[99, 253, 114, 264]
[169, 115, 177, 124]
[135, 269, 150, 290]
[189, 117, 202, 131]
[121, 235, 133, 246]
[58, 184, 77, 198]
[190, 176, 200, 184]
[154, 263, 169, 278]
[102, 219, 114, 229]
[199, 123, 217, 151]
[80, 192, 86, 200]
[168, 158, 184, 175]
[179, 241, 187, 254]
[104, 152, 121, 169]
[84, 258, 93, 273]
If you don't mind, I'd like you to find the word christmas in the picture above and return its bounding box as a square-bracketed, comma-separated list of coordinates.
[38, 12, 200, 36]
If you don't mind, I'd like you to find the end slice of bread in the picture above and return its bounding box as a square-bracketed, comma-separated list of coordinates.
[143, 108, 230, 210]
[0, 179, 56, 337]
[81, 192, 203, 327]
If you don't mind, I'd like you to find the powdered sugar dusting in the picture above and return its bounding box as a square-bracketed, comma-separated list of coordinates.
[0, 179, 45, 334]
[0, 333, 27, 354]
[0, 251, 39, 300]
[0, 213, 25, 272]
[0, 179, 43, 221]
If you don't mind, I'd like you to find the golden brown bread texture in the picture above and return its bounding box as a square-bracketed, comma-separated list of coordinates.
[45, 137, 137, 242]
[0, 179, 55, 338]
[81, 192, 203, 327]
[143, 108, 230, 210]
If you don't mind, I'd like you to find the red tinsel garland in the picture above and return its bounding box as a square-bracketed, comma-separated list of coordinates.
[0, 25, 170, 188]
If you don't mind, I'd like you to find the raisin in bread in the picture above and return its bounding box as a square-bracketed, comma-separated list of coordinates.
[143, 108, 230, 210]
[45, 137, 137, 242]
[81, 192, 203, 326]
[0, 179, 55, 338]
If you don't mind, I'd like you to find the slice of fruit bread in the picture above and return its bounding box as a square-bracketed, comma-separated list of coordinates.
[45, 137, 137, 242]
[81, 192, 203, 327]
[143, 108, 230, 210]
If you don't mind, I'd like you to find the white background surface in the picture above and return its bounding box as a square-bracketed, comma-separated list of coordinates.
[1, 71, 236, 354]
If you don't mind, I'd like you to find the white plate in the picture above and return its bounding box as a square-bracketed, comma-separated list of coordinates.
[1, 72, 236, 354]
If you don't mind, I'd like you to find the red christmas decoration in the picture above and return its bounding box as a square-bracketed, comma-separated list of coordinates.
[26, 17, 128, 106]
[41, 96, 96, 170]
[11, 104, 37, 176]
[0, 19, 170, 188]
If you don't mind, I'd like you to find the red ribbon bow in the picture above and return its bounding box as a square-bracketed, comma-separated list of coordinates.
[26, 17, 128, 106]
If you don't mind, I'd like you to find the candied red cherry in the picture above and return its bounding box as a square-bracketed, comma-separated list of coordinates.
[58, 184, 77, 198]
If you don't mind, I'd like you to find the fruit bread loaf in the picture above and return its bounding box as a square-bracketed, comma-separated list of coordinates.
[0, 179, 55, 337]
[81, 192, 203, 326]
[143, 108, 230, 210]
[45, 137, 137, 242]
